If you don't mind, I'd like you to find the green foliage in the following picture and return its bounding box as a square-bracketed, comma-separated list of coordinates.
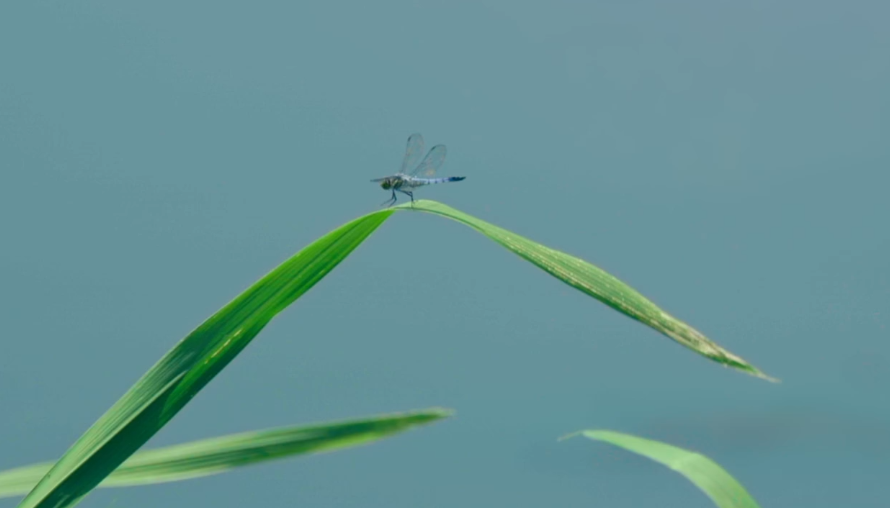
[0, 408, 450, 499]
[17, 200, 767, 508]
[403, 200, 771, 380]
[565, 430, 761, 508]
[17, 209, 392, 508]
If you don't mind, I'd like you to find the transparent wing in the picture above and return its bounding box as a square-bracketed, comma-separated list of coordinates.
[399, 133, 425, 175]
[409, 144, 447, 177]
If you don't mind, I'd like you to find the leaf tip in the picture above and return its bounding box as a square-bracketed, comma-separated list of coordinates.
[740, 365, 780, 383]
[426, 407, 456, 419]
[557, 431, 583, 442]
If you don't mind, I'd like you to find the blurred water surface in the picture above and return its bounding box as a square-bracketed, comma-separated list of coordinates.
[1, 1, 888, 506]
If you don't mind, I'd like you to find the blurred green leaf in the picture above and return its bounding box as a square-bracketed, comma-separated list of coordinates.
[0, 408, 450, 499]
[565, 429, 761, 508]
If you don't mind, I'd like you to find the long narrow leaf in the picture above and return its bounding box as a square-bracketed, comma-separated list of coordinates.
[401, 200, 772, 380]
[20, 200, 766, 508]
[18, 209, 394, 508]
[0, 408, 450, 499]
[564, 430, 761, 508]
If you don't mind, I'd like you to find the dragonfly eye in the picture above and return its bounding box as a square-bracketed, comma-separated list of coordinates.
[381, 181, 392, 190]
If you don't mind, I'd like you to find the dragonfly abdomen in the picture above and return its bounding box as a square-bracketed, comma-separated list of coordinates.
[408, 176, 466, 186]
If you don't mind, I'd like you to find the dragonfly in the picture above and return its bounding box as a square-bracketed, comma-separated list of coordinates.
[371, 133, 466, 207]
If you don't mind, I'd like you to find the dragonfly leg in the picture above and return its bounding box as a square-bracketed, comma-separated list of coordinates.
[396, 189, 414, 203]
[381, 191, 397, 207]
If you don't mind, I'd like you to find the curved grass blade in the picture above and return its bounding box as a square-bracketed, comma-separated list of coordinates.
[0, 408, 451, 499]
[398, 200, 772, 381]
[17, 209, 394, 508]
[20, 199, 766, 508]
[563, 430, 761, 508]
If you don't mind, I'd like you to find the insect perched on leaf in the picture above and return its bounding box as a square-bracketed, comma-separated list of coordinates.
[371, 133, 466, 207]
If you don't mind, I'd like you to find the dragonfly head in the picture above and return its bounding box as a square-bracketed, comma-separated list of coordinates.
[379, 178, 393, 190]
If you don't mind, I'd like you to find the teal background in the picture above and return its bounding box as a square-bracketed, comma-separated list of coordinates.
[1, 1, 888, 506]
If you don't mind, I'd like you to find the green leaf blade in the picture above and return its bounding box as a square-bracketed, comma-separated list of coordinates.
[18, 209, 394, 508]
[19, 198, 768, 508]
[570, 430, 761, 508]
[400, 200, 771, 380]
[0, 408, 451, 499]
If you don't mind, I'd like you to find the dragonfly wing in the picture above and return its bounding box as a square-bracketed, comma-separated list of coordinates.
[400, 133, 425, 175]
[409, 144, 447, 178]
